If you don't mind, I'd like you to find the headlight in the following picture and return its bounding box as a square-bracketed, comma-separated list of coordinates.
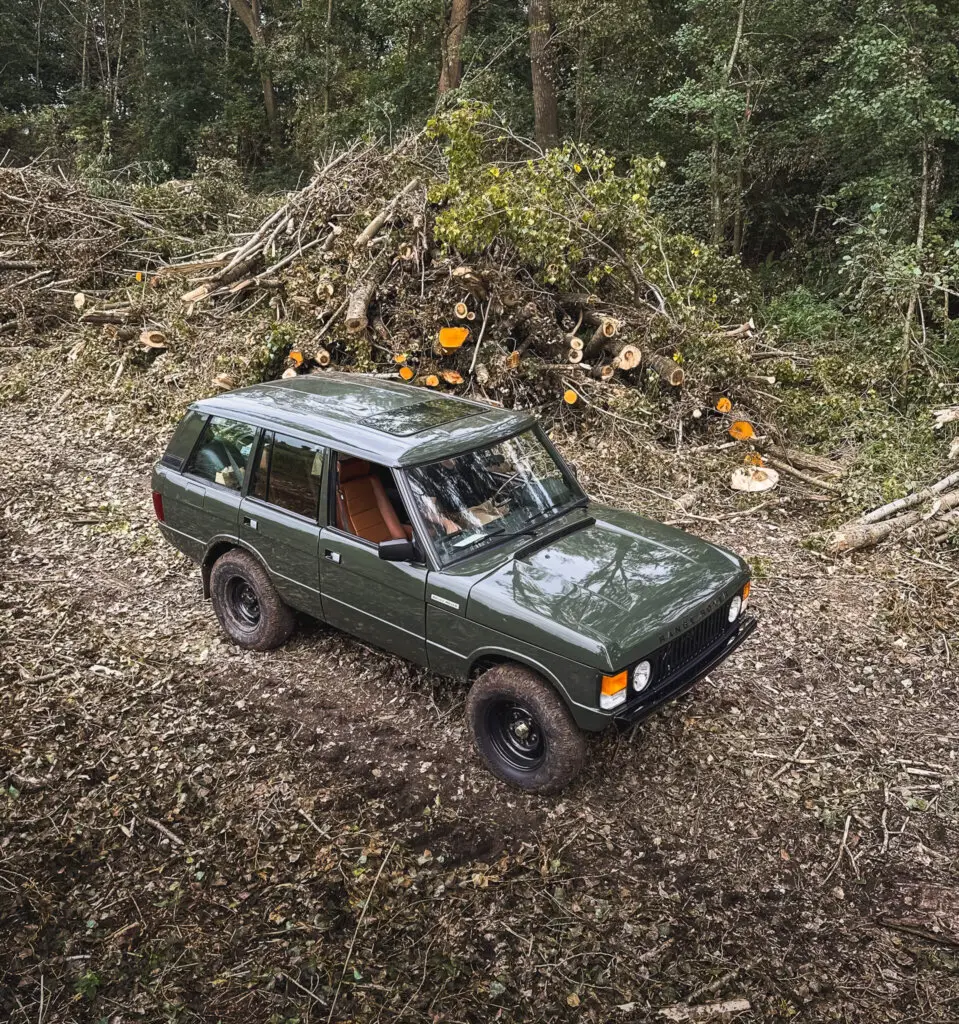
[632, 660, 652, 693]
[728, 595, 742, 623]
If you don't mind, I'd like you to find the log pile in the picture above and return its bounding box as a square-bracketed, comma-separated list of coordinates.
[826, 470, 959, 554]
[124, 139, 698, 405]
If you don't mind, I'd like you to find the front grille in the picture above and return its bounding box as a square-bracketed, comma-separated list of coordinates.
[654, 603, 731, 681]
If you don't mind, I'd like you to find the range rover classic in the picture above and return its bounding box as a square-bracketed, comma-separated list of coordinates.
[151, 373, 755, 793]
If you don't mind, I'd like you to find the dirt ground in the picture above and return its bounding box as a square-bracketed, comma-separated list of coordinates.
[2, 341, 958, 1023]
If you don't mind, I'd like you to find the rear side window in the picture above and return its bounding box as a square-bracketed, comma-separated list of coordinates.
[162, 410, 206, 469]
[185, 416, 256, 491]
[249, 432, 324, 520]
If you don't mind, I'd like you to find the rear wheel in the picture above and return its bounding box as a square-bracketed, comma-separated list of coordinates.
[210, 549, 294, 651]
[466, 664, 586, 794]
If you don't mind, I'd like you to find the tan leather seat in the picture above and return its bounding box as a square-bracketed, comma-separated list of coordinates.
[336, 458, 410, 543]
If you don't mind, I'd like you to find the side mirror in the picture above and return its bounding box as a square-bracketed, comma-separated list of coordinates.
[378, 538, 416, 561]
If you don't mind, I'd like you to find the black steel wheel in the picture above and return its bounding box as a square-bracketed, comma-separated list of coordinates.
[227, 577, 261, 629]
[210, 549, 294, 651]
[485, 700, 546, 772]
[467, 664, 586, 794]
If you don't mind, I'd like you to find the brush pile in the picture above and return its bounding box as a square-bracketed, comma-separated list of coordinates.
[0, 164, 197, 338]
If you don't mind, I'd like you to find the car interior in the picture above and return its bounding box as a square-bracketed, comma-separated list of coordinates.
[334, 457, 414, 544]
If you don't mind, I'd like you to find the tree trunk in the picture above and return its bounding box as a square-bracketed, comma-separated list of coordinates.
[901, 137, 930, 384]
[529, 0, 560, 148]
[229, 0, 282, 150]
[437, 0, 470, 95]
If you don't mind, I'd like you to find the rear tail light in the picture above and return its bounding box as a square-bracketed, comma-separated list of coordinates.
[152, 491, 165, 521]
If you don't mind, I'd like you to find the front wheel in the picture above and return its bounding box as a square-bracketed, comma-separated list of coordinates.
[466, 664, 586, 794]
[209, 549, 294, 651]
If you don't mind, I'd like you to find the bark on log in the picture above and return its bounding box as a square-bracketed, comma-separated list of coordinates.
[860, 470, 959, 524]
[581, 322, 619, 361]
[590, 362, 614, 382]
[345, 280, 378, 333]
[766, 457, 841, 493]
[827, 489, 959, 554]
[646, 352, 683, 385]
[354, 178, 421, 248]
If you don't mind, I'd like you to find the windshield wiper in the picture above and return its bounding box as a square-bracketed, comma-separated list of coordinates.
[510, 495, 587, 536]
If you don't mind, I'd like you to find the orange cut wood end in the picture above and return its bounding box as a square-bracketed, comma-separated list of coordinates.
[441, 371, 464, 384]
[507, 350, 521, 369]
[393, 353, 408, 364]
[563, 389, 578, 405]
[729, 420, 755, 441]
[744, 452, 764, 466]
[716, 396, 732, 413]
[288, 349, 304, 367]
[439, 326, 470, 349]
[399, 365, 415, 380]
[425, 374, 440, 387]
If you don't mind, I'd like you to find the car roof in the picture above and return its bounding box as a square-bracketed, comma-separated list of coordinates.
[191, 372, 537, 467]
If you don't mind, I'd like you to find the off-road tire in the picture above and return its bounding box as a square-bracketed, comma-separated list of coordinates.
[210, 549, 294, 651]
[466, 664, 586, 794]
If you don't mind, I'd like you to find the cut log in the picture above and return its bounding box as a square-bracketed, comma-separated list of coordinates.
[722, 318, 756, 338]
[345, 279, 378, 333]
[454, 301, 469, 319]
[827, 489, 959, 554]
[859, 470, 959, 524]
[73, 292, 86, 310]
[567, 348, 584, 364]
[424, 374, 440, 387]
[563, 388, 579, 405]
[313, 346, 331, 367]
[399, 365, 415, 381]
[315, 279, 335, 300]
[79, 307, 132, 326]
[646, 352, 683, 385]
[451, 266, 488, 299]
[567, 336, 585, 352]
[590, 363, 614, 382]
[613, 344, 643, 372]
[354, 177, 421, 248]
[766, 457, 841, 493]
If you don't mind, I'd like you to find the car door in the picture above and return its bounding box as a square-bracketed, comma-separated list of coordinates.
[174, 415, 257, 551]
[237, 430, 325, 619]
[319, 455, 428, 666]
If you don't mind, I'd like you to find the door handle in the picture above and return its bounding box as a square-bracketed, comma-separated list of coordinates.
[324, 549, 341, 564]
[243, 516, 258, 530]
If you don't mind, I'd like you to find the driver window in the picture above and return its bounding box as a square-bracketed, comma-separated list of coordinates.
[186, 416, 256, 491]
[332, 455, 414, 545]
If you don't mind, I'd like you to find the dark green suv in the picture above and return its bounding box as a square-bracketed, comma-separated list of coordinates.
[152, 373, 754, 792]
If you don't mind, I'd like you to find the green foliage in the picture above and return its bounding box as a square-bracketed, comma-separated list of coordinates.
[427, 105, 740, 309]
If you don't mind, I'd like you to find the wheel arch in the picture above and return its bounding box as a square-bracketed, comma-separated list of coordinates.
[201, 538, 269, 598]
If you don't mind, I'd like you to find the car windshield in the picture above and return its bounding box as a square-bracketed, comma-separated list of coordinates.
[405, 429, 583, 564]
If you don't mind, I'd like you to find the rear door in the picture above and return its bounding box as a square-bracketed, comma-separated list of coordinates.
[319, 455, 428, 665]
[170, 415, 257, 552]
[237, 431, 325, 619]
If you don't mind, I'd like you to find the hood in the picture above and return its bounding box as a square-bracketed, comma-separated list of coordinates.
[466, 504, 748, 672]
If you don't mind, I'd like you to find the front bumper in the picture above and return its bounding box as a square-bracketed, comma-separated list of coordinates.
[613, 615, 757, 729]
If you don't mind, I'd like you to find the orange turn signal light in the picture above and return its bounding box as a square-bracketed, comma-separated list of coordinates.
[601, 671, 628, 696]
[742, 581, 751, 602]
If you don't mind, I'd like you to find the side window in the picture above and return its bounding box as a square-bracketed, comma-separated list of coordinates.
[332, 454, 413, 544]
[186, 416, 256, 491]
[252, 433, 324, 519]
